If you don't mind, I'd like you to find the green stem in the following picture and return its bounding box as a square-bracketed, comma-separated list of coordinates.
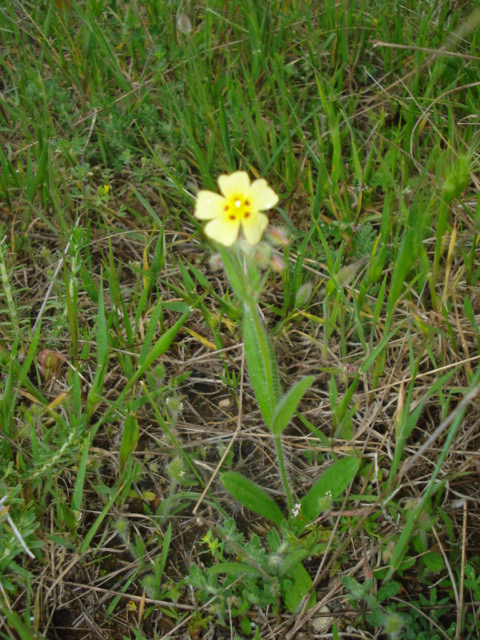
[221, 243, 293, 512]
[274, 432, 294, 513]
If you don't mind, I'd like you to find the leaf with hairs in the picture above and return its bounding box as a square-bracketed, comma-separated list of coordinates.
[221, 471, 284, 525]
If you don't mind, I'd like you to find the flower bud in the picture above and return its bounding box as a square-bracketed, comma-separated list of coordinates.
[267, 227, 290, 246]
[270, 254, 285, 272]
[177, 12, 192, 34]
[209, 253, 224, 271]
[295, 282, 313, 308]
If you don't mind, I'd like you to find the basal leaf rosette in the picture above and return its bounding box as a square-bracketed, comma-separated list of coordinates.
[194, 171, 279, 247]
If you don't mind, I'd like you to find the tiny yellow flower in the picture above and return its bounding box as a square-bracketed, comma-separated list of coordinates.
[195, 171, 279, 247]
[126, 600, 137, 612]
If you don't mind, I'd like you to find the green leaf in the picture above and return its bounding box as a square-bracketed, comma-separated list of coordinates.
[342, 575, 368, 599]
[272, 375, 315, 435]
[423, 551, 444, 573]
[119, 411, 139, 474]
[0, 604, 44, 640]
[163, 301, 191, 313]
[131, 187, 164, 227]
[18, 321, 42, 390]
[221, 471, 284, 525]
[80, 479, 130, 554]
[241, 615, 252, 636]
[187, 259, 214, 290]
[282, 562, 315, 612]
[86, 366, 106, 421]
[86, 278, 109, 420]
[156, 522, 172, 584]
[96, 276, 108, 367]
[279, 548, 310, 575]
[71, 434, 91, 513]
[81, 265, 99, 303]
[360, 326, 400, 374]
[243, 304, 280, 428]
[178, 259, 196, 294]
[27, 132, 49, 203]
[377, 580, 401, 603]
[301, 457, 360, 524]
[138, 312, 189, 373]
[137, 302, 164, 368]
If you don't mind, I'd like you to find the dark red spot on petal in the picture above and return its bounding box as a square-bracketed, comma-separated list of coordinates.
[244, 211, 251, 218]
[245, 200, 250, 206]
[224, 205, 229, 211]
[229, 215, 236, 221]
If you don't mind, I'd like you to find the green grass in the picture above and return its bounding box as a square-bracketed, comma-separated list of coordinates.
[1, 0, 480, 638]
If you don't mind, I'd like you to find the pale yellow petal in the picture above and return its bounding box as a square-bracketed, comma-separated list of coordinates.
[248, 179, 279, 211]
[218, 171, 250, 198]
[242, 212, 269, 245]
[195, 190, 226, 220]
[204, 217, 240, 246]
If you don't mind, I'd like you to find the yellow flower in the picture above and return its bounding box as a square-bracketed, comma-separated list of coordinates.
[194, 171, 279, 247]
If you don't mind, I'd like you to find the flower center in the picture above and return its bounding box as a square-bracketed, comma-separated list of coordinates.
[223, 196, 251, 221]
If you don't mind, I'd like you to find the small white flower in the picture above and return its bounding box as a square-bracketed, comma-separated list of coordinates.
[291, 503, 302, 517]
